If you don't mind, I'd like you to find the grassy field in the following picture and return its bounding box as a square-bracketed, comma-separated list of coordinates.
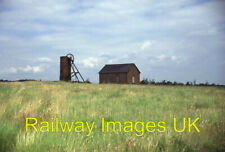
[0, 81, 224, 152]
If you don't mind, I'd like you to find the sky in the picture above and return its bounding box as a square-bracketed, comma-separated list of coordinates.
[0, 0, 225, 84]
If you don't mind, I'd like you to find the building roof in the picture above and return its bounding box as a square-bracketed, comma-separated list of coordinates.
[99, 63, 140, 74]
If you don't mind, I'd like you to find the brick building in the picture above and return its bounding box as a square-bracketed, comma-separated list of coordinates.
[99, 63, 140, 84]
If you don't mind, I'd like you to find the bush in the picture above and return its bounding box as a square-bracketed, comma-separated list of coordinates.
[140, 78, 149, 85]
[85, 78, 91, 83]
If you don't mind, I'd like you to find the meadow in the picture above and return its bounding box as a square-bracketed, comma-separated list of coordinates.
[0, 81, 224, 152]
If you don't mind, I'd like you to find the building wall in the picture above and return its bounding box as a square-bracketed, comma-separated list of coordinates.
[99, 73, 127, 84]
[99, 65, 140, 84]
[127, 65, 140, 84]
[60, 56, 71, 81]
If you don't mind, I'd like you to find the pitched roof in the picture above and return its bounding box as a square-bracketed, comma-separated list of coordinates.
[99, 63, 140, 74]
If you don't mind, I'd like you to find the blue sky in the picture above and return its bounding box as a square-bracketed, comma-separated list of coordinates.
[0, 0, 224, 84]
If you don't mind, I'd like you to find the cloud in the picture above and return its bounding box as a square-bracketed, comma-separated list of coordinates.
[0, 0, 224, 83]
[148, 54, 167, 63]
[19, 65, 42, 73]
[37, 57, 52, 62]
[82, 57, 100, 68]
[3, 65, 44, 74]
[171, 56, 177, 61]
[141, 41, 152, 50]
[148, 54, 182, 64]
[7, 67, 18, 73]
[158, 54, 166, 60]
[1, 65, 44, 75]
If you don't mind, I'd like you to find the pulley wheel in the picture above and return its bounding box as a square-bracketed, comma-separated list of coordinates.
[66, 53, 74, 63]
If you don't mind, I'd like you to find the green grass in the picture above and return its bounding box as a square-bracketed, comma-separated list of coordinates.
[0, 81, 224, 152]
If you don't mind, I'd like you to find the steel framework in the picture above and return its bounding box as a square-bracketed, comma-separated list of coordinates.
[66, 53, 85, 82]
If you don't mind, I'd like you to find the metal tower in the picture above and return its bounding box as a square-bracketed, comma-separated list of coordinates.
[66, 53, 85, 82]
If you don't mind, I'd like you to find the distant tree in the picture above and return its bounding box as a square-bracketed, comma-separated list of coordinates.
[18, 79, 35, 82]
[149, 79, 155, 85]
[166, 81, 173, 85]
[162, 80, 166, 85]
[199, 83, 204, 86]
[173, 81, 177, 85]
[140, 78, 149, 85]
[85, 78, 91, 83]
[193, 79, 196, 86]
[178, 82, 184, 85]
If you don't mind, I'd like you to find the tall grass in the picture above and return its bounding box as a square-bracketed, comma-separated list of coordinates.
[0, 81, 224, 152]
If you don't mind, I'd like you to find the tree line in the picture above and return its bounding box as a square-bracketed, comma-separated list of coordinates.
[140, 78, 224, 86]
